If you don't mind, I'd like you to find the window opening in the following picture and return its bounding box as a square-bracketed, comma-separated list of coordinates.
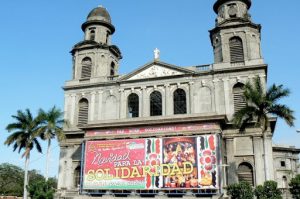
[233, 83, 246, 113]
[173, 89, 187, 114]
[128, 93, 139, 118]
[150, 91, 162, 116]
[81, 57, 92, 79]
[110, 62, 115, 76]
[90, 30, 95, 41]
[237, 162, 254, 186]
[78, 98, 88, 125]
[229, 37, 244, 63]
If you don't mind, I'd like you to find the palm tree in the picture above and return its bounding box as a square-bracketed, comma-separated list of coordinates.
[4, 109, 43, 199]
[232, 76, 295, 180]
[38, 106, 65, 181]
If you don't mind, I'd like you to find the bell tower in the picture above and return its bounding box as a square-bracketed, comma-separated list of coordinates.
[71, 5, 122, 82]
[210, 0, 263, 68]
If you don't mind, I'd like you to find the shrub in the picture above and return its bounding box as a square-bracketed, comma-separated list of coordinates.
[227, 181, 254, 199]
[254, 180, 282, 199]
[28, 180, 56, 199]
[289, 174, 300, 199]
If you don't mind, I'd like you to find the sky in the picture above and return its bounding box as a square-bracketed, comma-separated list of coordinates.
[0, 0, 299, 178]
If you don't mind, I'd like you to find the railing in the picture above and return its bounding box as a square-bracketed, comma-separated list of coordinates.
[196, 65, 212, 71]
[107, 75, 119, 81]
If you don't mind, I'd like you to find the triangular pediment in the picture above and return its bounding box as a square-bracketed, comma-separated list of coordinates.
[122, 61, 194, 81]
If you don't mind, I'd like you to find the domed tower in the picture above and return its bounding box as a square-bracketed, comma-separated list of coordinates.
[210, 0, 263, 68]
[71, 6, 122, 82]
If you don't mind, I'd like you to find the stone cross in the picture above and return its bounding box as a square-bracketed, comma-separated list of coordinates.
[154, 48, 160, 60]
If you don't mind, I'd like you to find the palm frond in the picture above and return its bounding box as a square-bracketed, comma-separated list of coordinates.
[244, 80, 263, 107]
[232, 78, 294, 134]
[266, 84, 290, 104]
[33, 138, 43, 154]
[232, 105, 257, 128]
[268, 104, 295, 126]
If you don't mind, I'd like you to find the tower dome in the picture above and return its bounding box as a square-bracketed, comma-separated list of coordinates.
[213, 0, 251, 13]
[87, 6, 111, 23]
[81, 5, 115, 33]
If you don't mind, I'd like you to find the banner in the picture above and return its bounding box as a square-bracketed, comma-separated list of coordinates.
[83, 135, 220, 190]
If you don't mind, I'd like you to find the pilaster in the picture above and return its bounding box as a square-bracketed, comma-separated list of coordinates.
[253, 136, 265, 185]
[97, 91, 103, 120]
[189, 82, 194, 114]
[165, 84, 171, 115]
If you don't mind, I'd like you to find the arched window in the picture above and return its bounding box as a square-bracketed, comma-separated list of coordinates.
[229, 37, 244, 63]
[78, 98, 88, 125]
[282, 176, 287, 188]
[81, 57, 92, 79]
[150, 91, 162, 116]
[90, 30, 95, 41]
[233, 83, 246, 113]
[128, 93, 139, 118]
[110, 62, 115, 76]
[173, 89, 187, 114]
[237, 162, 254, 186]
[74, 166, 81, 188]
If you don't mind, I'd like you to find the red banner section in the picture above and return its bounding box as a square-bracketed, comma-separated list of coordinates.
[83, 135, 221, 190]
[86, 123, 219, 137]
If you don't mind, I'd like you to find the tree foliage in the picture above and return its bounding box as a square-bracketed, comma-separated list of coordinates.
[232, 76, 295, 131]
[0, 163, 23, 196]
[0, 163, 57, 197]
[227, 181, 254, 199]
[37, 106, 65, 180]
[28, 179, 57, 199]
[254, 180, 282, 199]
[289, 174, 300, 199]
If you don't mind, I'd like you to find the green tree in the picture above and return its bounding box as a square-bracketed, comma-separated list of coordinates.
[227, 181, 254, 199]
[0, 163, 23, 196]
[232, 77, 295, 179]
[28, 179, 56, 199]
[254, 180, 282, 199]
[289, 174, 300, 199]
[37, 106, 65, 181]
[4, 109, 43, 199]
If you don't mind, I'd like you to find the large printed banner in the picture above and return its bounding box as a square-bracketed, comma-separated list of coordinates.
[83, 135, 220, 190]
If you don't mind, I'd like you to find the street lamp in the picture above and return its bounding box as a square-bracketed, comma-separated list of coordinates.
[297, 129, 300, 133]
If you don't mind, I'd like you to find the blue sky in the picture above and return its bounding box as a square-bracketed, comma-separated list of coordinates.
[0, 0, 299, 178]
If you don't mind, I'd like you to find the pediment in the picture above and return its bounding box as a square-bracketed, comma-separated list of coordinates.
[122, 61, 194, 81]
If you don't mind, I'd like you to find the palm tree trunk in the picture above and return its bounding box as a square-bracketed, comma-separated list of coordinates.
[45, 139, 51, 181]
[23, 156, 29, 199]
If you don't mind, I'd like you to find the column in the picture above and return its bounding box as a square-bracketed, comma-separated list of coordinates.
[253, 136, 265, 185]
[64, 94, 70, 124]
[165, 84, 171, 115]
[222, 78, 231, 116]
[57, 146, 67, 189]
[213, 79, 223, 114]
[119, 89, 126, 119]
[142, 86, 148, 117]
[189, 82, 194, 114]
[65, 146, 74, 190]
[226, 138, 238, 184]
[97, 91, 103, 120]
[264, 132, 275, 180]
[90, 91, 96, 121]
[70, 94, 76, 126]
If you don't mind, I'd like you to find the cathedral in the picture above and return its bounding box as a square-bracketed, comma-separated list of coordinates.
[57, 0, 300, 198]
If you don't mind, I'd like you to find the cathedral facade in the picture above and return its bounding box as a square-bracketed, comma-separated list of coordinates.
[57, 0, 299, 198]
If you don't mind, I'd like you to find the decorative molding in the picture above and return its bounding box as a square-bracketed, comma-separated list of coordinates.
[128, 65, 183, 80]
